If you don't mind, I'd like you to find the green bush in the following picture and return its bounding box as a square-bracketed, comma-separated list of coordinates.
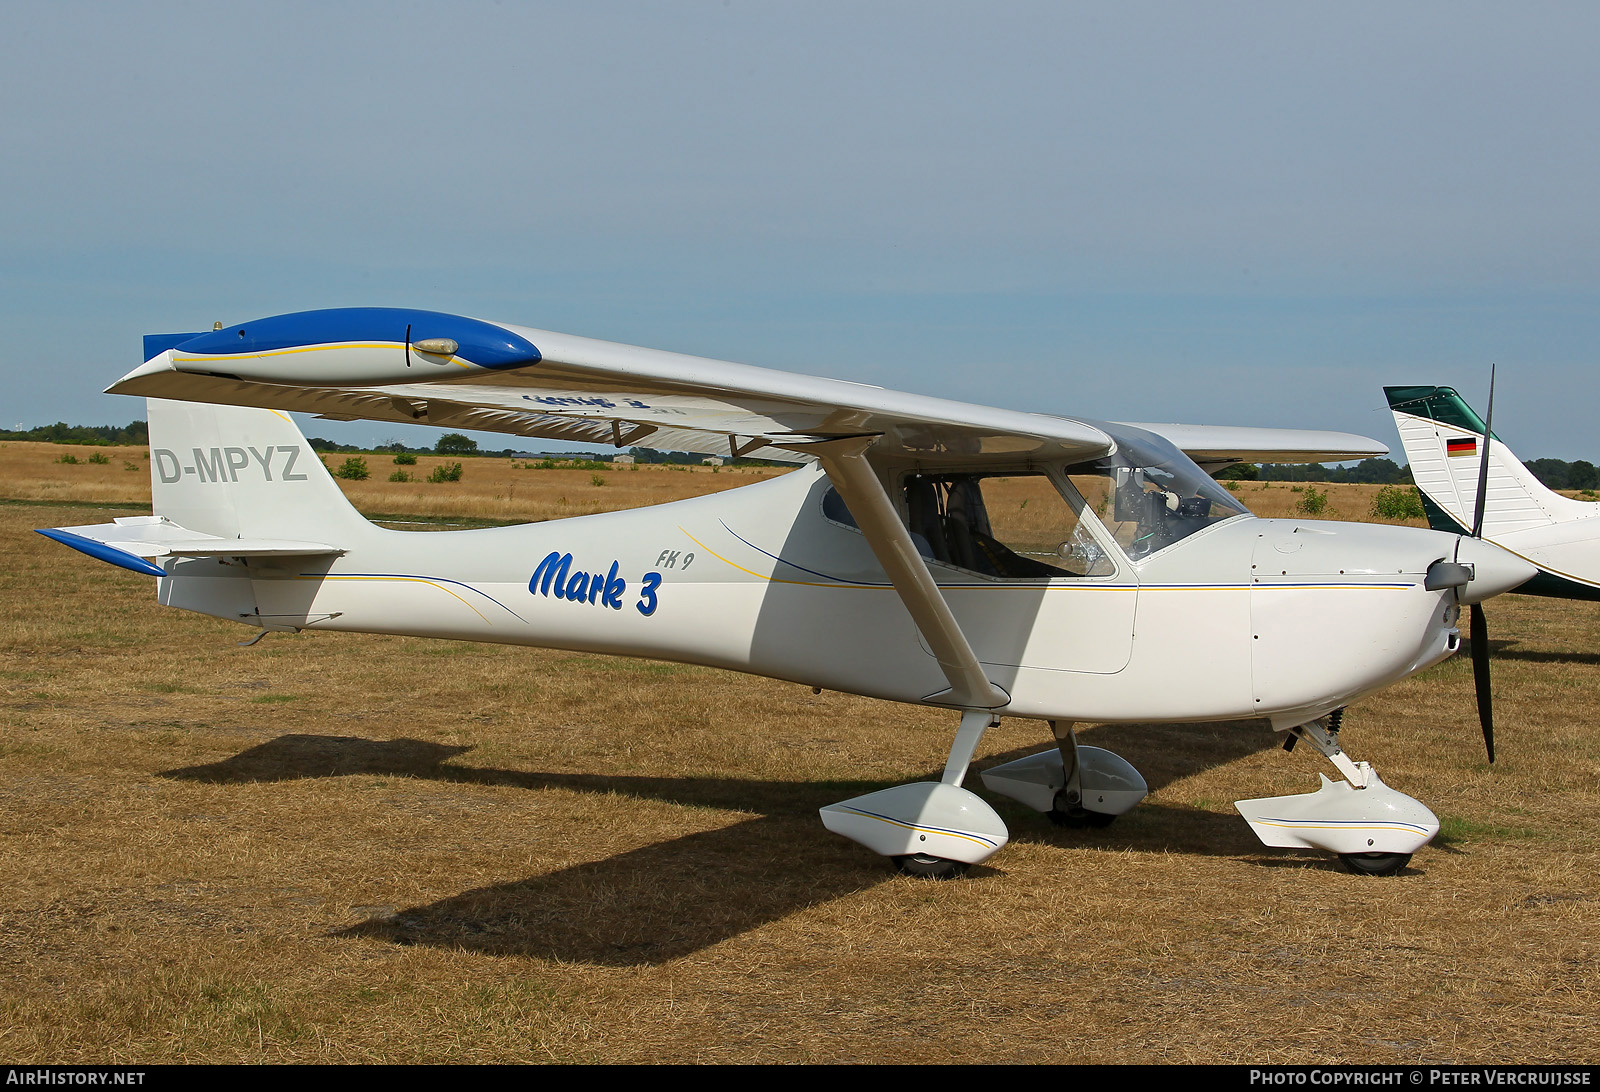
[335, 457, 370, 481]
[389, 470, 412, 483]
[393, 452, 417, 465]
[1295, 487, 1329, 516]
[1370, 485, 1425, 520]
[56, 454, 78, 464]
[590, 473, 606, 487]
[428, 462, 463, 483]
[87, 452, 111, 465]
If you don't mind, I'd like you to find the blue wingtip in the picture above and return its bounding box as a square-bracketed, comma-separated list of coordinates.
[36, 529, 167, 578]
[166, 307, 542, 370]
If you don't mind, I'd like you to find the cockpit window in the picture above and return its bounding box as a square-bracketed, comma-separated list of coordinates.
[900, 472, 1116, 577]
[1067, 424, 1249, 560]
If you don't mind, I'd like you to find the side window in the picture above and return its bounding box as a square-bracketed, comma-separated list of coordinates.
[822, 485, 858, 528]
[902, 472, 1115, 578]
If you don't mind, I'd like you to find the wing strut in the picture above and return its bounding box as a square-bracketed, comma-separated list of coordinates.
[796, 435, 1009, 711]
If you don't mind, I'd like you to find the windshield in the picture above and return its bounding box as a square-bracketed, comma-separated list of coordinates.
[1067, 423, 1250, 561]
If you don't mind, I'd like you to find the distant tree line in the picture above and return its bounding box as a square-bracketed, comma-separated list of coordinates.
[309, 433, 526, 457]
[1526, 459, 1600, 490]
[1219, 456, 1598, 491]
[1216, 458, 1410, 484]
[625, 447, 706, 465]
[0, 421, 149, 445]
[626, 447, 786, 467]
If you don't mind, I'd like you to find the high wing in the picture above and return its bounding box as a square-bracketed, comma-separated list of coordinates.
[1120, 422, 1388, 473]
[113, 308, 1384, 470]
[115, 308, 1113, 465]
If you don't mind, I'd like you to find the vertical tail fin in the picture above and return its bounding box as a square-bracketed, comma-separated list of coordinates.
[147, 398, 372, 543]
[1386, 385, 1591, 537]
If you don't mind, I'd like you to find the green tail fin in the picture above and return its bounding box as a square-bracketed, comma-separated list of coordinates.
[1383, 385, 1498, 441]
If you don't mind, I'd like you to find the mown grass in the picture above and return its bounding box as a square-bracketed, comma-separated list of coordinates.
[3, 461, 1599, 1062]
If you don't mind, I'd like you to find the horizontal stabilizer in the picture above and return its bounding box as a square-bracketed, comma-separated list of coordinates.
[38, 515, 342, 573]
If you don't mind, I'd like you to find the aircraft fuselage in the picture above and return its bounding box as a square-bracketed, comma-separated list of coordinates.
[166, 464, 1482, 729]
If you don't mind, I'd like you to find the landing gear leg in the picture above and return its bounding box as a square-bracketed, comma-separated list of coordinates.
[1047, 721, 1115, 828]
[1235, 712, 1440, 874]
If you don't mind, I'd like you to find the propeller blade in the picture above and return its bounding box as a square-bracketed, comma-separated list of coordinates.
[1469, 601, 1495, 763]
[1472, 364, 1496, 539]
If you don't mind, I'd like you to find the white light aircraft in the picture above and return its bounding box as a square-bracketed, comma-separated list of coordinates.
[39, 309, 1537, 878]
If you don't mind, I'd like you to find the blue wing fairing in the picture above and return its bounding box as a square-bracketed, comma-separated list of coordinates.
[147, 307, 542, 370]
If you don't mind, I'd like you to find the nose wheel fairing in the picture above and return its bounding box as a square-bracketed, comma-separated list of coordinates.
[1236, 714, 1440, 864]
[1235, 771, 1439, 857]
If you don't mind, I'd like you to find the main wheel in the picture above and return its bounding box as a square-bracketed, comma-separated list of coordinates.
[1049, 791, 1118, 828]
[1056, 781, 1120, 826]
[892, 854, 969, 879]
[1339, 852, 1412, 876]
[1048, 807, 1117, 828]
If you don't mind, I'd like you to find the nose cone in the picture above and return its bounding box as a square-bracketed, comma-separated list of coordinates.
[1455, 536, 1538, 604]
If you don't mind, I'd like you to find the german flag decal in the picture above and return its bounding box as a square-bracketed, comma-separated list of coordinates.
[1447, 437, 1478, 457]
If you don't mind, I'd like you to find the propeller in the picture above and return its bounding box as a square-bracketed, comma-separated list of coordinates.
[1465, 364, 1497, 763]
[1469, 600, 1494, 762]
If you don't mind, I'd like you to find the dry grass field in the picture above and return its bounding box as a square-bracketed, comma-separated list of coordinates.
[0, 441, 785, 524]
[3, 444, 1599, 1063]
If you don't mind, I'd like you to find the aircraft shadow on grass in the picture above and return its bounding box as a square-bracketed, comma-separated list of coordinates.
[1457, 633, 1600, 667]
[160, 721, 1292, 966]
[1481, 647, 1600, 667]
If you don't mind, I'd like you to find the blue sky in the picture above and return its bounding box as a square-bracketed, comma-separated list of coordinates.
[4, 2, 1598, 459]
